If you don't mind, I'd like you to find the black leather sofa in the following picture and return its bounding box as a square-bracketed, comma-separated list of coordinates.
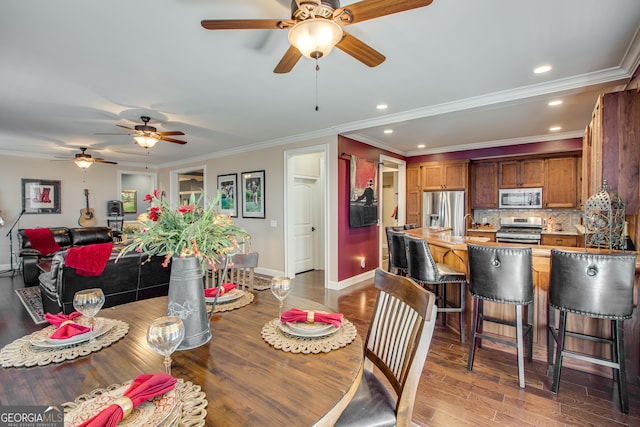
[18, 227, 113, 285]
[38, 248, 171, 314]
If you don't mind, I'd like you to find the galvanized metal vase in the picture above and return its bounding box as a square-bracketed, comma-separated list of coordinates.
[166, 256, 211, 350]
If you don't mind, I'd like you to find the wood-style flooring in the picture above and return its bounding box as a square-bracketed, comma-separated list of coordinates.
[1, 269, 639, 426]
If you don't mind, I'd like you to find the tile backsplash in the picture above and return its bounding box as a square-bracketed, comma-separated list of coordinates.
[473, 209, 582, 231]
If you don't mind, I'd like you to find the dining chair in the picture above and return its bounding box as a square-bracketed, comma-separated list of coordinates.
[548, 249, 636, 414]
[404, 234, 467, 342]
[334, 269, 437, 427]
[211, 252, 259, 292]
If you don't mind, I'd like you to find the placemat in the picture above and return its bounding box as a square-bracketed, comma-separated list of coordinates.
[63, 378, 207, 427]
[261, 319, 358, 354]
[207, 291, 254, 313]
[0, 317, 129, 368]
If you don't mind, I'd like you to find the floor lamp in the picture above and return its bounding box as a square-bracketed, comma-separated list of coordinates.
[0, 209, 25, 276]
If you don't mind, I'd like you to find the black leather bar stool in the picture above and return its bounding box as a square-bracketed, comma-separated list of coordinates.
[548, 249, 636, 414]
[385, 226, 405, 274]
[388, 229, 409, 276]
[466, 244, 534, 388]
[404, 234, 467, 342]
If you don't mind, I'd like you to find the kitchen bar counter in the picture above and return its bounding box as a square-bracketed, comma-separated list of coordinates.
[404, 227, 640, 385]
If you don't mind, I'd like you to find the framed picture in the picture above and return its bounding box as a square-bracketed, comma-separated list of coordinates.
[241, 170, 265, 218]
[349, 155, 378, 227]
[121, 190, 137, 213]
[217, 173, 238, 217]
[22, 179, 61, 214]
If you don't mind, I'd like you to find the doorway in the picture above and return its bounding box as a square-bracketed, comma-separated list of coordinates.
[378, 155, 406, 268]
[169, 165, 206, 207]
[284, 146, 328, 287]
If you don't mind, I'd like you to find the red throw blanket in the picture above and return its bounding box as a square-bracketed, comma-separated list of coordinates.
[24, 228, 61, 256]
[65, 243, 114, 276]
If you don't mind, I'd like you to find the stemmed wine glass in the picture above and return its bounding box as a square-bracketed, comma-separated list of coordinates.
[146, 316, 185, 375]
[72, 288, 105, 343]
[270, 276, 291, 321]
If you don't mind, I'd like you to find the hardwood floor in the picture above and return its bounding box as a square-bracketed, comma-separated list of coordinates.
[1, 269, 639, 426]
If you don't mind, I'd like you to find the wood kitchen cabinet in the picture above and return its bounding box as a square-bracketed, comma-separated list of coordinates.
[499, 158, 544, 188]
[583, 89, 640, 212]
[421, 161, 468, 190]
[471, 161, 498, 208]
[541, 234, 578, 247]
[544, 156, 580, 208]
[406, 165, 422, 226]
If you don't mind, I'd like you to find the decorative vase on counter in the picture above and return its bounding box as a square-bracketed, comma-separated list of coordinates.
[167, 256, 211, 350]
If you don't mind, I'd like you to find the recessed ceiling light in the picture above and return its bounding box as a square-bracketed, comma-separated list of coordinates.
[417, 144, 425, 148]
[548, 100, 563, 106]
[376, 104, 388, 110]
[534, 65, 552, 74]
[383, 129, 393, 134]
[549, 126, 561, 132]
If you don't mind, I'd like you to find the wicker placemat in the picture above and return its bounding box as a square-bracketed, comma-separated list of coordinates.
[261, 319, 358, 354]
[207, 291, 254, 313]
[0, 317, 129, 368]
[62, 378, 207, 427]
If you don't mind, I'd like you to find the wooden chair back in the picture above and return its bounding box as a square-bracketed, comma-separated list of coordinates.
[212, 252, 259, 292]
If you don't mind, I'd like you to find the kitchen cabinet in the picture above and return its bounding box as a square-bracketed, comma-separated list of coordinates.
[541, 234, 578, 247]
[544, 156, 580, 208]
[471, 161, 498, 208]
[406, 166, 422, 226]
[583, 89, 640, 212]
[499, 158, 544, 188]
[467, 230, 496, 242]
[421, 161, 468, 190]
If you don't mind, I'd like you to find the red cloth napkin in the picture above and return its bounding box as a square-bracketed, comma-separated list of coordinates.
[65, 242, 113, 276]
[204, 282, 237, 298]
[24, 228, 61, 256]
[281, 308, 343, 328]
[44, 311, 90, 339]
[76, 373, 177, 427]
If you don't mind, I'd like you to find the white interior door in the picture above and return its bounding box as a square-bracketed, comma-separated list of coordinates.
[294, 177, 316, 273]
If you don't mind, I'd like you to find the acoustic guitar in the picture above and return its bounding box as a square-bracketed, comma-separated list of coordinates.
[79, 189, 97, 226]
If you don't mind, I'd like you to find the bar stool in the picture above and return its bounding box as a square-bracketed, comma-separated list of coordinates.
[548, 249, 636, 414]
[404, 234, 467, 342]
[385, 226, 405, 274]
[466, 244, 534, 388]
[388, 229, 409, 276]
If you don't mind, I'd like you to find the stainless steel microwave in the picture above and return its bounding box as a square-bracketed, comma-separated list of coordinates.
[499, 188, 542, 209]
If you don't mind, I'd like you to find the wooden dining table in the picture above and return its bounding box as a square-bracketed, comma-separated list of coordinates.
[0, 292, 364, 426]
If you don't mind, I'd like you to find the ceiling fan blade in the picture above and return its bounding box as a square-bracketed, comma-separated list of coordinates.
[157, 131, 185, 136]
[201, 19, 288, 30]
[159, 136, 188, 145]
[344, 0, 433, 24]
[95, 158, 118, 165]
[116, 124, 136, 131]
[336, 32, 385, 67]
[274, 45, 303, 74]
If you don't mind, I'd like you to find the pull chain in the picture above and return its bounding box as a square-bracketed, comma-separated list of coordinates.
[315, 57, 320, 112]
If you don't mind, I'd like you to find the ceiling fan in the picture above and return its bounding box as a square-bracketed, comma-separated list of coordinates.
[201, 0, 433, 73]
[70, 147, 118, 169]
[98, 116, 187, 148]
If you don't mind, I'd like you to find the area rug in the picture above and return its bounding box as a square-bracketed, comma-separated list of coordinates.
[15, 287, 47, 325]
[253, 273, 273, 291]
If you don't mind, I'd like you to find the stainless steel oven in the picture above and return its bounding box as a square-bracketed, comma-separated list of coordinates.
[495, 217, 543, 245]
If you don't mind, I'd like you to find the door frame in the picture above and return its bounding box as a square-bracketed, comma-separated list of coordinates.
[378, 155, 406, 268]
[169, 165, 207, 208]
[284, 144, 329, 287]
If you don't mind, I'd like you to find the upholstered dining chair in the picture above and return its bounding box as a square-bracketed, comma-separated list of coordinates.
[548, 249, 636, 414]
[334, 269, 437, 427]
[404, 234, 467, 342]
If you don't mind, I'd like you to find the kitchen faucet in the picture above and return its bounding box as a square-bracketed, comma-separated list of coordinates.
[464, 213, 476, 231]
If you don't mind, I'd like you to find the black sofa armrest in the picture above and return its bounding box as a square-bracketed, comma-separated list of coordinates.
[69, 227, 113, 246]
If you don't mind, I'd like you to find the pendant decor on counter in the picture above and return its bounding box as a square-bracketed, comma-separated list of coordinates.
[583, 180, 625, 250]
[167, 256, 211, 350]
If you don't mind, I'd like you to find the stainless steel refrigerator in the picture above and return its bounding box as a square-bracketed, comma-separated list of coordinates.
[423, 191, 466, 237]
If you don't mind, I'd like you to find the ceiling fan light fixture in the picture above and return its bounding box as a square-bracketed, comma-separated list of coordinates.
[288, 18, 343, 59]
[74, 157, 93, 169]
[134, 134, 159, 149]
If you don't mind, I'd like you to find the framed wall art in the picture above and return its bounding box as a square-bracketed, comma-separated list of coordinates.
[349, 155, 378, 227]
[121, 190, 137, 213]
[22, 179, 61, 214]
[241, 170, 265, 218]
[217, 173, 238, 217]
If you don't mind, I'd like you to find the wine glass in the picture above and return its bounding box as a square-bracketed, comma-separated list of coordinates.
[72, 288, 105, 343]
[147, 316, 185, 375]
[270, 276, 291, 321]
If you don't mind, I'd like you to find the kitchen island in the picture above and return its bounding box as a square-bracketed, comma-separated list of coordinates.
[404, 227, 640, 385]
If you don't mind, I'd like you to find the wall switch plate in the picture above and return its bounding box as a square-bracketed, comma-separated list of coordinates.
[270, 220, 277, 228]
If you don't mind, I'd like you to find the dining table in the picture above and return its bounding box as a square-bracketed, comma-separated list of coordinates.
[0, 292, 364, 426]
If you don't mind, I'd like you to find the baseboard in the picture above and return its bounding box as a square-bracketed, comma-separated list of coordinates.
[327, 269, 375, 290]
[255, 267, 284, 278]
